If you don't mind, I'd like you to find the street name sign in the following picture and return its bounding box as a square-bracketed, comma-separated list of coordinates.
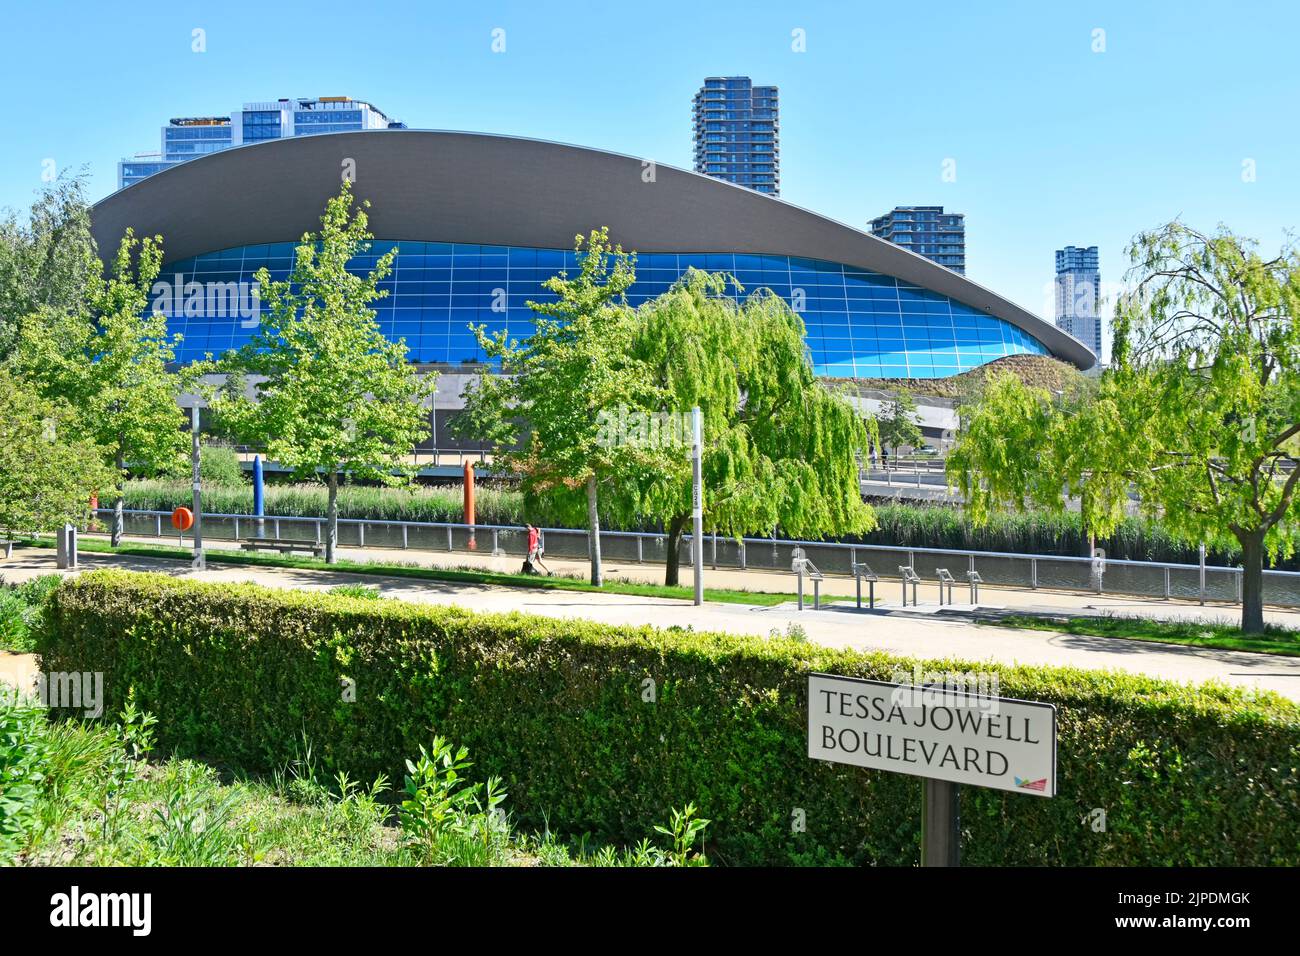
[808, 672, 1057, 798]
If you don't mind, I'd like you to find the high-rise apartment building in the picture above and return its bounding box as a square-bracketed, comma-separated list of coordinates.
[692, 77, 779, 196]
[1054, 245, 1102, 356]
[118, 96, 405, 189]
[868, 206, 966, 274]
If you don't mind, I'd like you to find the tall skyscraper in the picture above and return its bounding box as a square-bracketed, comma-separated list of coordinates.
[867, 206, 966, 274]
[1054, 245, 1102, 357]
[692, 77, 780, 196]
[118, 96, 405, 189]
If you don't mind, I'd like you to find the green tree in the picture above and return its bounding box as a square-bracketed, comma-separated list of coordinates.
[454, 227, 646, 586]
[948, 223, 1300, 633]
[208, 182, 434, 564]
[877, 387, 924, 460]
[619, 270, 877, 585]
[0, 370, 113, 536]
[0, 173, 98, 361]
[10, 230, 189, 545]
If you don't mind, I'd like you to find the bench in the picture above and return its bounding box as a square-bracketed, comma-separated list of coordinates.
[239, 538, 325, 559]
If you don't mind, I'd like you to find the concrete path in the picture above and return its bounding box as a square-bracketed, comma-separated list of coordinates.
[4, 547, 1300, 702]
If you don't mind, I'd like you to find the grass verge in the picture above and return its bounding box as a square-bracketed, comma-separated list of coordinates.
[18, 536, 811, 607]
[986, 612, 1300, 657]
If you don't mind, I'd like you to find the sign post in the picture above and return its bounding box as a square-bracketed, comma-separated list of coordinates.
[922, 778, 960, 867]
[690, 406, 703, 607]
[808, 673, 1056, 866]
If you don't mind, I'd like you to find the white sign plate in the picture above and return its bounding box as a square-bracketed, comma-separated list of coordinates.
[808, 673, 1056, 797]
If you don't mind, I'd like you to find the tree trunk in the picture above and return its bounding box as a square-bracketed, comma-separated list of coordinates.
[111, 448, 126, 548]
[326, 469, 340, 564]
[1239, 531, 1266, 635]
[586, 474, 602, 587]
[664, 513, 688, 587]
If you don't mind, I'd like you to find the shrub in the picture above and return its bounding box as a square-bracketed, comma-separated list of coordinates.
[0, 574, 61, 653]
[0, 695, 50, 860]
[199, 444, 247, 488]
[40, 570, 1300, 866]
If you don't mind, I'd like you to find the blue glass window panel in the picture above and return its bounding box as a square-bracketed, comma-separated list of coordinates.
[156, 246, 1051, 372]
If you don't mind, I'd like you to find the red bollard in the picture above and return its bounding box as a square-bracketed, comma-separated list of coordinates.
[464, 460, 476, 550]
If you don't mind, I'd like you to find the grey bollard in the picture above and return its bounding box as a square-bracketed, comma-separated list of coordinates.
[56, 523, 78, 569]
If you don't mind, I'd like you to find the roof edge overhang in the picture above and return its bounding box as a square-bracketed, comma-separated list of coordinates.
[91, 129, 1095, 370]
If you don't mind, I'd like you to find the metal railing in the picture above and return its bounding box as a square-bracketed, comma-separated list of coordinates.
[92, 508, 1300, 608]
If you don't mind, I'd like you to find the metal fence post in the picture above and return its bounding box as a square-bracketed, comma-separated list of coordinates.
[447, 526, 453, 551]
[233, 516, 239, 540]
[637, 535, 643, 564]
[274, 518, 281, 538]
[740, 540, 746, 570]
[358, 523, 365, 548]
[1031, 558, 1038, 589]
[1199, 543, 1206, 605]
[1236, 568, 1243, 604]
[711, 532, 717, 570]
[1164, 566, 1171, 600]
[402, 524, 408, 549]
[315, 520, 322, 544]
[156, 514, 163, 537]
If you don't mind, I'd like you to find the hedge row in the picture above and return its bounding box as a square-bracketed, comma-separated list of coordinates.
[40, 570, 1300, 865]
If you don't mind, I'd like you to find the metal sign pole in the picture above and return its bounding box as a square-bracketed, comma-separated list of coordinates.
[921, 778, 960, 867]
[191, 405, 205, 571]
[691, 407, 704, 607]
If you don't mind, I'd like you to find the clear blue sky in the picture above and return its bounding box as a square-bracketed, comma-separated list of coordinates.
[3, 0, 1297, 357]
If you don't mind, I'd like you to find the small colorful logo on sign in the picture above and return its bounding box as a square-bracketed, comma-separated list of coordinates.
[1015, 777, 1047, 792]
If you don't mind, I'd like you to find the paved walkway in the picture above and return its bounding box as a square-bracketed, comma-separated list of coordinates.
[4, 547, 1299, 702]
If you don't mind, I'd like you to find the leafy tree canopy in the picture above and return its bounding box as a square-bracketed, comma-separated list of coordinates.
[949, 222, 1300, 632]
[0, 369, 114, 535]
[206, 182, 434, 562]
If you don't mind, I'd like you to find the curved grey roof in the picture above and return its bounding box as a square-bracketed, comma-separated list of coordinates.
[91, 129, 1094, 369]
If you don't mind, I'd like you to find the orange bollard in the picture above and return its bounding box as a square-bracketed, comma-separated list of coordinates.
[464, 460, 476, 550]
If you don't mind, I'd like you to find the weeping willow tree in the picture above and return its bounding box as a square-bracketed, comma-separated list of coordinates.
[620, 269, 877, 585]
[948, 223, 1300, 633]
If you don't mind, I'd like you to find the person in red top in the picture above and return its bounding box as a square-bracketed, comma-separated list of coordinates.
[523, 524, 549, 575]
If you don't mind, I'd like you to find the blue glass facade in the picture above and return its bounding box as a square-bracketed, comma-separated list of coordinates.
[157, 243, 1048, 377]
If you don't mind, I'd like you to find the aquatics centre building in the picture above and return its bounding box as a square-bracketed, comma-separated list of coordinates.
[90, 129, 1095, 378]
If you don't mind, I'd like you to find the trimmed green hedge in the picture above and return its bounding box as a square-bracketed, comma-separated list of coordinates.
[40, 570, 1300, 865]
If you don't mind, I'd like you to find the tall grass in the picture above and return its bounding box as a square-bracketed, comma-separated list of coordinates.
[118, 481, 1284, 568]
[860, 504, 1241, 566]
[123, 480, 525, 526]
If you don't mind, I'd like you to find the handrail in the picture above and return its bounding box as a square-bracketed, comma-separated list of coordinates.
[93, 507, 1300, 580]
